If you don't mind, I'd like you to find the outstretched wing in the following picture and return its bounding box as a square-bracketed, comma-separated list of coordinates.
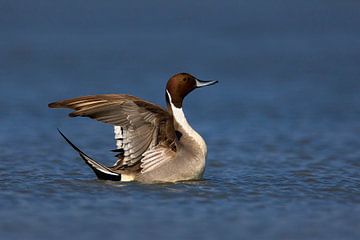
[49, 94, 176, 171]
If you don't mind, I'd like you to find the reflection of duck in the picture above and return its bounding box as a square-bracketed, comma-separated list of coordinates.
[49, 73, 218, 183]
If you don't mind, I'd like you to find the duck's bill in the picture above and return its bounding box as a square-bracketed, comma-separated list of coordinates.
[195, 79, 219, 88]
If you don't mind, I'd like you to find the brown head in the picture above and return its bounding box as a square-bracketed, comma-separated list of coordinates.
[166, 73, 218, 108]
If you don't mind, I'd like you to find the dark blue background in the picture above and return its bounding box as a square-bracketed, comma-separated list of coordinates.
[0, 1, 359, 239]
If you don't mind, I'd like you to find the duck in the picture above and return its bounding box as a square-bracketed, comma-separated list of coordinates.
[48, 73, 218, 183]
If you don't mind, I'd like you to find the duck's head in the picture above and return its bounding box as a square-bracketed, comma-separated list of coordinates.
[166, 73, 218, 108]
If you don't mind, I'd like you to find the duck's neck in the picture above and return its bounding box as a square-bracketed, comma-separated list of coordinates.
[166, 90, 207, 156]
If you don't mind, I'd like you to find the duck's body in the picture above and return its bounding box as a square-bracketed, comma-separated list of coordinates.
[49, 73, 217, 183]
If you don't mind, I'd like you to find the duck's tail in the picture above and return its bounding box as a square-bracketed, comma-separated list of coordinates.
[57, 129, 121, 181]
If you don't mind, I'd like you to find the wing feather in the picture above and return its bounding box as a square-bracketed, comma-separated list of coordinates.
[140, 146, 175, 173]
[49, 94, 176, 171]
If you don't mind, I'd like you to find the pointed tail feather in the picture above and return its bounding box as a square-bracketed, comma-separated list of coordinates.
[57, 129, 121, 181]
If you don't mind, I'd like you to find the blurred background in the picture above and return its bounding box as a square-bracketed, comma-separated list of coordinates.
[0, 1, 359, 240]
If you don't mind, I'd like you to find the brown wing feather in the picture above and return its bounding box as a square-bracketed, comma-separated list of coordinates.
[49, 94, 176, 171]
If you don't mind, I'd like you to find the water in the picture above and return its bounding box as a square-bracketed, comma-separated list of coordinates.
[1, 1, 360, 239]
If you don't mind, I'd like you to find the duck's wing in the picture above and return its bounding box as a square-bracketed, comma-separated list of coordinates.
[140, 145, 176, 174]
[49, 94, 176, 172]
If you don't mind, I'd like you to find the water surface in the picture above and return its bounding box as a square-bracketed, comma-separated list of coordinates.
[0, 1, 360, 239]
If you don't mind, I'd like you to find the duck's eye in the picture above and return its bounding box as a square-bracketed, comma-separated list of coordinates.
[183, 78, 187, 82]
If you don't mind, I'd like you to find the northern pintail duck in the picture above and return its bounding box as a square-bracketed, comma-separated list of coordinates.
[49, 73, 218, 183]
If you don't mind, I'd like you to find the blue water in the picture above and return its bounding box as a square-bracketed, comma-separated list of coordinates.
[1, 1, 360, 239]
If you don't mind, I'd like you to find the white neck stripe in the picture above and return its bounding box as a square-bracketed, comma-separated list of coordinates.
[166, 90, 189, 128]
[166, 90, 207, 156]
